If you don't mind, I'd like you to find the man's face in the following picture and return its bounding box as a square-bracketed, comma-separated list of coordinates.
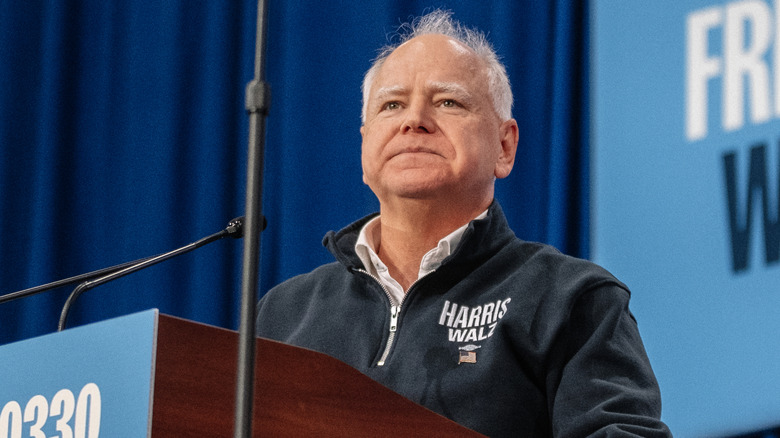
[360, 34, 516, 207]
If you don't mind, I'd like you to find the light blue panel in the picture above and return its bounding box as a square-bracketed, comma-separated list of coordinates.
[0, 309, 158, 436]
[593, 1, 780, 437]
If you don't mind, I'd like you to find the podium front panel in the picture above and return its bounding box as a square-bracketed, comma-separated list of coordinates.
[0, 309, 158, 437]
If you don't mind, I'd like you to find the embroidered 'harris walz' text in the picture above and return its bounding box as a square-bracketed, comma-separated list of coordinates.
[438, 298, 511, 343]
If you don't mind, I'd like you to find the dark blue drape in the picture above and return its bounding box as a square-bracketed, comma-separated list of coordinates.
[0, 1, 589, 345]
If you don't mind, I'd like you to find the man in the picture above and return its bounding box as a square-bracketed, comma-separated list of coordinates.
[256, 10, 671, 437]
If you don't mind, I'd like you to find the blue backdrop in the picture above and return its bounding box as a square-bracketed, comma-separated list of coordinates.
[591, 1, 780, 436]
[0, 0, 588, 344]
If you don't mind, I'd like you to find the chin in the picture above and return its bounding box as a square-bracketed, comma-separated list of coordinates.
[388, 183, 453, 200]
[369, 169, 461, 200]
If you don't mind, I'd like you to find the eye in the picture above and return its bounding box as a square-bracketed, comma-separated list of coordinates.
[441, 99, 461, 108]
[381, 101, 401, 111]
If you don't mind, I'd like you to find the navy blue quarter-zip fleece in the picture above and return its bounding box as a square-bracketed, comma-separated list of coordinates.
[256, 201, 671, 437]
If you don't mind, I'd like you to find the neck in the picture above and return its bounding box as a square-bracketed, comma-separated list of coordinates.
[375, 197, 490, 291]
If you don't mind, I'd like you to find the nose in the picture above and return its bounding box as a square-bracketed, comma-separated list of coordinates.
[401, 101, 435, 134]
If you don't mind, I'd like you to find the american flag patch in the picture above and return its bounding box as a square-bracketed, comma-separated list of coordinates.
[458, 350, 476, 364]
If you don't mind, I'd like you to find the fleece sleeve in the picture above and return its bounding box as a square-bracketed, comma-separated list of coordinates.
[548, 284, 672, 437]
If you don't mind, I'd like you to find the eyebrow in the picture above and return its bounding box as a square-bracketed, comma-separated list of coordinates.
[372, 85, 407, 103]
[372, 82, 474, 103]
[428, 81, 471, 99]
[429, 81, 476, 108]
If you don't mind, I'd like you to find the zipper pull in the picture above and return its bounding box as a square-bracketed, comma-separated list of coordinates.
[389, 305, 399, 332]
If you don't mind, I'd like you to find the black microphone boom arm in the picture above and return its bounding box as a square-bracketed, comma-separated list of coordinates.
[56, 216, 247, 331]
[0, 255, 156, 305]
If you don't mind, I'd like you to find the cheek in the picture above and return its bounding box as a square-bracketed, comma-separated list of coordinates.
[361, 125, 394, 160]
[360, 145, 372, 175]
[360, 137, 378, 164]
[360, 138, 382, 181]
[459, 133, 501, 170]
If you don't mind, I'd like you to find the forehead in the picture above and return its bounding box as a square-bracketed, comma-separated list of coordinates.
[370, 34, 489, 95]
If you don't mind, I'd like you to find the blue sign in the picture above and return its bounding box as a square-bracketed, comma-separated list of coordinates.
[0, 309, 158, 437]
[593, 1, 780, 436]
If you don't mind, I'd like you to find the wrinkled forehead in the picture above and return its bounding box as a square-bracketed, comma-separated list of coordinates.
[385, 34, 480, 69]
[370, 34, 488, 96]
[395, 34, 473, 56]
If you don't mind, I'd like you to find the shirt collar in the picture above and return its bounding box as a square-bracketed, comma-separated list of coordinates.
[355, 209, 488, 292]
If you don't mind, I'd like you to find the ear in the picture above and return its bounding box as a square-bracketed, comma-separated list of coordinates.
[360, 125, 368, 185]
[494, 119, 518, 179]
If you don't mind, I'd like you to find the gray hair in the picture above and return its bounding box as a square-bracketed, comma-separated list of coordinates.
[361, 9, 513, 124]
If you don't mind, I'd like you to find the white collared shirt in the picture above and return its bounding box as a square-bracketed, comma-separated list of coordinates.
[355, 210, 488, 305]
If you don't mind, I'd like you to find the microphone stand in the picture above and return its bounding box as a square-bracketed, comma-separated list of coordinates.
[234, 0, 270, 436]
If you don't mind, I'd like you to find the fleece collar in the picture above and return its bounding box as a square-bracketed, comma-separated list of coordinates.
[322, 200, 516, 274]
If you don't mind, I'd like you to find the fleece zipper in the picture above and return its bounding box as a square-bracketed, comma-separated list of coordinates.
[355, 268, 399, 366]
[356, 268, 431, 367]
[377, 304, 399, 366]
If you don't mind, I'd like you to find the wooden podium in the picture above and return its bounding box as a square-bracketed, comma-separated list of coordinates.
[0, 310, 483, 437]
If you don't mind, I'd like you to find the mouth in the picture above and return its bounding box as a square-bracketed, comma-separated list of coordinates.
[390, 146, 441, 159]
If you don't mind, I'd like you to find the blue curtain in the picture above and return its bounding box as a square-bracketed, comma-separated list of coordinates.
[0, 1, 589, 345]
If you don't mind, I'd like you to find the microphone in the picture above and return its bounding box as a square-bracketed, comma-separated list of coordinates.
[56, 216, 253, 331]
